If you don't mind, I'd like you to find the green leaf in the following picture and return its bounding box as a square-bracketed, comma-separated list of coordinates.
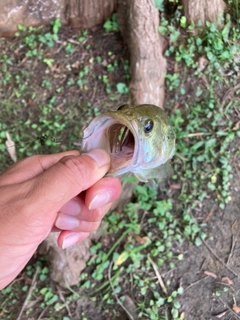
[171, 307, 179, 318]
[18, 24, 27, 31]
[220, 51, 231, 60]
[154, 0, 164, 11]
[174, 301, 181, 309]
[52, 18, 61, 34]
[170, 30, 180, 43]
[158, 26, 167, 35]
[180, 16, 187, 28]
[195, 237, 202, 246]
[206, 51, 215, 61]
[178, 287, 184, 294]
[40, 287, 48, 295]
[191, 140, 204, 151]
[116, 82, 129, 94]
[103, 20, 112, 32]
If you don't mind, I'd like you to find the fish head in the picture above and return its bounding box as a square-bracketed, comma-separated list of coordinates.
[82, 104, 175, 181]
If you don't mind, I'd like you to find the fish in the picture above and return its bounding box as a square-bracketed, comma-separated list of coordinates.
[82, 104, 176, 183]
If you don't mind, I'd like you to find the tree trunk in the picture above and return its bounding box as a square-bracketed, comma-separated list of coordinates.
[182, 0, 226, 25]
[0, 0, 117, 37]
[118, 0, 166, 108]
[63, 0, 117, 29]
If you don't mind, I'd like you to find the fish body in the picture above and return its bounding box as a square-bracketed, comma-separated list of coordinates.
[82, 104, 175, 182]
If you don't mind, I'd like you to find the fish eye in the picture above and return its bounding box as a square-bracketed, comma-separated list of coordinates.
[144, 119, 154, 133]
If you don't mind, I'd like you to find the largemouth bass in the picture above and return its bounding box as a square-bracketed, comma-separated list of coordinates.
[82, 104, 175, 183]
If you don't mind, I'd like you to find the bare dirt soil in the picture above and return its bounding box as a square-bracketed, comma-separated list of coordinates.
[176, 148, 240, 320]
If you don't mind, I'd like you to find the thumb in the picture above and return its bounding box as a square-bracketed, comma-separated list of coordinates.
[30, 149, 111, 212]
[17, 149, 111, 236]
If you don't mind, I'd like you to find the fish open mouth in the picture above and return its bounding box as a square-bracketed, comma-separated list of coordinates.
[82, 116, 138, 175]
[107, 122, 135, 171]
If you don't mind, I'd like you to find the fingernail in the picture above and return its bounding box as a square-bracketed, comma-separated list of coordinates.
[55, 214, 79, 230]
[62, 233, 80, 249]
[60, 199, 81, 216]
[86, 149, 110, 167]
[89, 191, 110, 210]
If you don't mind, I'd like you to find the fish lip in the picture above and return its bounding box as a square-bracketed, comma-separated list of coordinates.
[82, 113, 140, 174]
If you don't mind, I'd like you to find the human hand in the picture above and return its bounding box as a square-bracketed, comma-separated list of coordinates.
[0, 149, 121, 289]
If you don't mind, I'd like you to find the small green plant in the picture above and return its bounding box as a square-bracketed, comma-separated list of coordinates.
[162, 13, 240, 82]
[77, 66, 89, 88]
[116, 82, 129, 94]
[65, 42, 75, 54]
[165, 73, 180, 91]
[38, 32, 58, 47]
[40, 287, 58, 306]
[52, 18, 61, 35]
[99, 74, 112, 94]
[227, 0, 240, 23]
[103, 13, 119, 32]
[78, 30, 88, 42]
[158, 18, 180, 43]
[154, 0, 164, 11]
[43, 58, 55, 67]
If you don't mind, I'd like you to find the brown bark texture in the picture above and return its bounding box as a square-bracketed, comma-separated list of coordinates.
[0, 0, 117, 37]
[64, 0, 117, 29]
[183, 0, 226, 25]
[118, 0, 166, 108]
[39, 233, 92, 287]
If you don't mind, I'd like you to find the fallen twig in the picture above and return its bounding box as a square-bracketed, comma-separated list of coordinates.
[108, 261, 135, 320]
[204, 270, 217, 278]
[147, 256, 167, 294]
[187, 132, 211, 137]
[185, 276, 209, 291]
[202, 239, 238, 277]
[205, 207, 215, 222]
[57, 285, 72, 318]
[5, 131, 17, 162]
[17, 266, 39, 320]
[218, 297, 240, 320]
[227, 220, 240, 266]
[37, 305, 49, 320]
[68, 38, 82, 45]
[214, 310, 228, 318]
[91, 81, 98, 102]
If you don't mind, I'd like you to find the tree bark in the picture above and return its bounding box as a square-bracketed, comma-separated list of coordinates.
[63, 0, 117, 29]
[118, 0, 166, 108]
[182, 0, 226, 25]
[0, 0, 117, 37]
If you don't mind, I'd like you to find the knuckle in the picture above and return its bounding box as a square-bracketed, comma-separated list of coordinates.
[87, 221, 100, 232]
[59, 156, 92, 187]
[5, 156, 34, 172]
[78, 220, 100, 233]
[92, 207, 106, 221]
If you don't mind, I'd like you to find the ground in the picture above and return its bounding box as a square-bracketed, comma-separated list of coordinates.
[0, 12, 240, 320]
